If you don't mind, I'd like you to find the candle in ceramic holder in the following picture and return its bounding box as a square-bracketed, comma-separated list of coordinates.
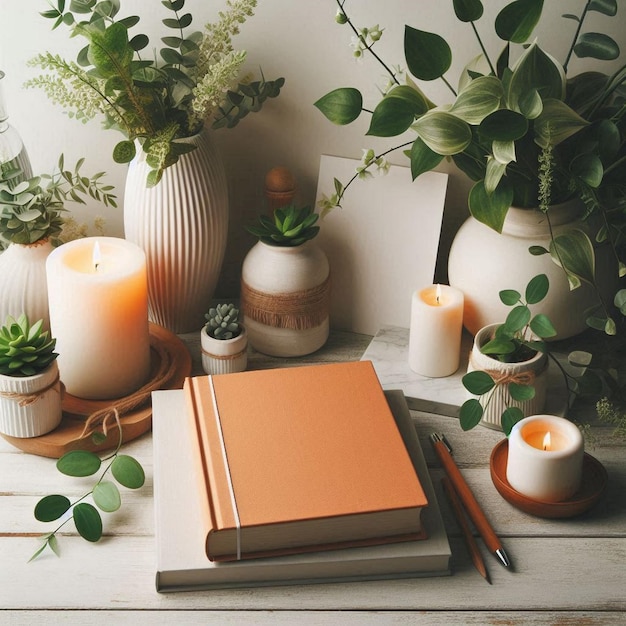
[46, 237, 151, 400]
[506, 415, 584, 502]
[408, 284, 464, 378]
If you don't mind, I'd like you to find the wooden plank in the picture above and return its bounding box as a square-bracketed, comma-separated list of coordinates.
[2, 611, 625, 625]
[1, 536, 624, 611]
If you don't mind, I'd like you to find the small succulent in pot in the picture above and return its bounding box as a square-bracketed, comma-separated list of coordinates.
[246, 204, 320, 247]
[0, 313, 58, 377]
[204, 303, 242, 340]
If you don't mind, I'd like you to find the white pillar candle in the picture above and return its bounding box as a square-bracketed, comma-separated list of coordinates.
[506, 415, 584, 502]
[46, 237, 151, 400]
[408, 284, 464, 377]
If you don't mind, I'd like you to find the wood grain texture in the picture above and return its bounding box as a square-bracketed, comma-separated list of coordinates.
[0, 330, 623, 622]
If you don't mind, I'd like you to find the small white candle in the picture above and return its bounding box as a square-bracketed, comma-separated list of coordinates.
[506, 415, 584, 502]
[46, 237, 151, 400]
[408, 284, 464, 377]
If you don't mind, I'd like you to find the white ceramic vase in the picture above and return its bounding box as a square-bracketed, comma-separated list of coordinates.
[124, 128, 229, 333]
[0, 239, 53, 330]
[201, 326, 248, 375]
[466, 324, 549, 431]
[241, 241, 330, 357]
[0, 361, 62, 438]
[448, 201, 615, 340]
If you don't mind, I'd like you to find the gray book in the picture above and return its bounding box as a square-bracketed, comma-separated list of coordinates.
[153, 388, 451, 592]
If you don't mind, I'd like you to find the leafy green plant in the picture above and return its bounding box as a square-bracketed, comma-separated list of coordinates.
[315, 0, 626, 332]
[204, 303, 242, 340]
[30, 422, 145, 561]
[246, 204, 320, 247]
[0, 155, 116, 247]
[459, 274, 557, 435]
[27, 0, 284, 186]
[0, 314, 58, 377]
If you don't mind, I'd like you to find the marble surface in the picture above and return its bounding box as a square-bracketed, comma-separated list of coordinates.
[361, 325, 569, 419]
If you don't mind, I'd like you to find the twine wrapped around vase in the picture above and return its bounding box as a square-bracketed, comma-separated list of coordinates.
[241, 274, 331, 331]
[0, 373, 62, 407]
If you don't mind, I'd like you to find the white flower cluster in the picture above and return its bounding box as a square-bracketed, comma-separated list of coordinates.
[350, 25, 383, 59]
[357, 148, 390, 179]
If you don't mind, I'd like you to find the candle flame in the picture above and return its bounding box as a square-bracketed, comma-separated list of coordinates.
[93, 241, 102, 272]
[543, 431, 551, 451]
[435, 284, 442, 305]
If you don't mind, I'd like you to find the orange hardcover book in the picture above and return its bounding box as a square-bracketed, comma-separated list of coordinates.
[184, 360, 428, 562]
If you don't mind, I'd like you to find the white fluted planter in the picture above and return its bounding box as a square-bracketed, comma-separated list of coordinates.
[0, 361, 62, 438]
[0, 239, 53, 330]
[124, 128, 229, 333]
[241, 241, 330, 357]
[448, 201, 615, 339]
[466, 324, 549, 431]
[201, 326, 248, 375]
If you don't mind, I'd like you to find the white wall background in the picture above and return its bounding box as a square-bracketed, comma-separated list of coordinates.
[1, 0, 624, 296]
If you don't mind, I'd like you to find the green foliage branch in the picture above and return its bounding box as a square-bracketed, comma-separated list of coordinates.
[30, 415, 145, 561]
[459, 274, 560, 435]
[0, 155, 116, 247]
[315, 0, 626, 335]
[28, 0, 284, 186]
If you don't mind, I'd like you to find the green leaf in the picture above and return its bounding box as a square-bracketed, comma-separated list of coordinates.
[500, 289, 521, 306]
[588, 0, 617, 16]
[525, 273, 549, 304]
[495, 0, 544, 43]
[386, 85, 430, 114]
[574, 33, 620, 60]
[73, 503, 102, 542]
[413, 111, 472, 155]
[57, 450, 101, 477]
[34, 495, 71, 522]
[504, 305, 531, 333]
[93, 480, 121, 512]
[479, 109, 528, 141]
[484, 157, 507, 193]
[534, 99, 589, 148]
[468, 179, 514, 233]
[570, 154, 603, 188]
[549, 229, 596, 286]
[449, 76, 504, 124]
[113, 140, 136, 164]
[87, 22, 133, 79]
[130, 34, 149, 52]
[111, 455, 145, 489]
[404, 25, 452, 81]
[314, 88, 363, 125]
[410, 137, 444, 180]
[367, 97, 419, 137]
[481, 337, 516, 355]
[530, 313, 557, 338]
[453, 0, 484, 22]
[462, 370, 496, 395]
[460, 399, 484, 430]
[502, 407, 524, 436]
[509, 382, 535, 401]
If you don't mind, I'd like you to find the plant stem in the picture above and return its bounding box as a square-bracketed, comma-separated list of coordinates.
[470, 21, 496, 76]
[441, 75, 457, 97]
[563, 1, 590, 73]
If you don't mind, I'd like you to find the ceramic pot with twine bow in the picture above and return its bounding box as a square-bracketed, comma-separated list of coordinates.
[466, 323, 549, 431]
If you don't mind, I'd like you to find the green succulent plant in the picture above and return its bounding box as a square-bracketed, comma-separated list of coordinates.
[247, 204, 320, 247]
[204, 303, 242, 340]
[0, 314, 58, 377]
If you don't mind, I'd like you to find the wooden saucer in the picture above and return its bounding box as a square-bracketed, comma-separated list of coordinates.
[490, 439, 608, 519]
[1, 323, 192, 458]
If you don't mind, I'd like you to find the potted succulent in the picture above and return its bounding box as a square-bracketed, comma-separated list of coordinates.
[241, 204, 331, 357]
[315, 0, 626, 339]
[0, 313, 61, 438]
[201, 303, 248, 375]
[28, 0, 284, 332]
[460, 274, 558, 434]
[0, 156, 115, 330]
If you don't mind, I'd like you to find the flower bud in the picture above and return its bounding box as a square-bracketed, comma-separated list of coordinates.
[335, 10, 348, 24]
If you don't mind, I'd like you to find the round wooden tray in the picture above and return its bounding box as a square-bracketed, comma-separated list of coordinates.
[1, 323, 192, 458]
[490, 439, 608, 519]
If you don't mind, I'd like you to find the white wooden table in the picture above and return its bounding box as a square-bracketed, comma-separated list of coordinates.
[1, 330, 624, 625]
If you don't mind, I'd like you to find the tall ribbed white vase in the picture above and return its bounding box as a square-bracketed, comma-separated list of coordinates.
[0, 239, 53, 330]
[123, 128, 229, 333]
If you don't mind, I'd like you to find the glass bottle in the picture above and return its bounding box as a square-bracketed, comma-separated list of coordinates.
[0, 70, 33, 186]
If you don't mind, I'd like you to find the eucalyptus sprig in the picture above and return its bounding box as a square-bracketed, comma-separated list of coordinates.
[460, 274, 558, 435]
[30, 420, 145, 562]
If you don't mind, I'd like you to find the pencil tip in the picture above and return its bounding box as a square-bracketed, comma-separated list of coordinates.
[495, 548, 511, 568]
